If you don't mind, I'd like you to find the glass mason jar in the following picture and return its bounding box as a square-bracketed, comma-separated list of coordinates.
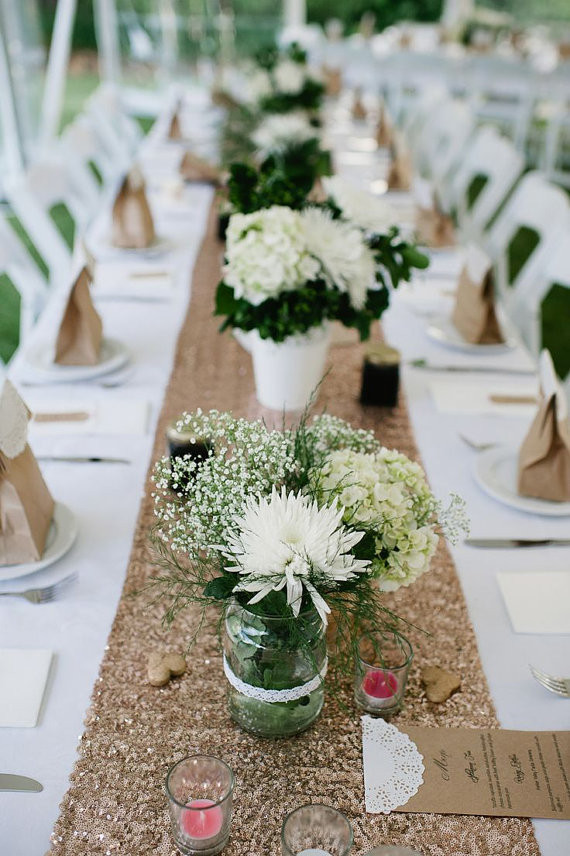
[223, 600, 327, 738]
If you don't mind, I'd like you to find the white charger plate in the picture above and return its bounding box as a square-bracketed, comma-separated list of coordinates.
[0, 503, 77, 581]
[427, 315, 516, 354]
[474, 445, 570, 517]
[24, 337, 129, 383]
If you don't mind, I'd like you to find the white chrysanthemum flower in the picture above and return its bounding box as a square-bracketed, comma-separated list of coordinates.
[224, 488, 370, 623]
[312, 448, 440, 592]
[322, 176, 397, 234]
[252, 112, 318, 159]
[301, 207, 375, 310]
[224, 206, 319, 305]
[274, 59, 306, 94]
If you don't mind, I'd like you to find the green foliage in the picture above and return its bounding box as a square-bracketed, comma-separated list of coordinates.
[260, 78, 325, 115]
[307, 0, 443, 30]
[541, 283, 570, 381]
[0, 275, 20, 364]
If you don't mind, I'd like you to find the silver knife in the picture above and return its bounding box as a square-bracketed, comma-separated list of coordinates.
[409, 359, 535, 375]
[37, 456, 131, 465]
[465, 538, 570, 548]
[0, 774, 43, 792]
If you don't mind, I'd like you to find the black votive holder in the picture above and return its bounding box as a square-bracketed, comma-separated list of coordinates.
[360, 343, 400, 407]
[166, 422, 213, 490]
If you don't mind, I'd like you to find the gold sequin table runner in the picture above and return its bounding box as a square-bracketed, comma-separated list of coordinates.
[49, 205, 540, 855]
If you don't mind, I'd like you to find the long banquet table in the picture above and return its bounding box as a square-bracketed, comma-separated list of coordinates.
[1, 90, 569, 856]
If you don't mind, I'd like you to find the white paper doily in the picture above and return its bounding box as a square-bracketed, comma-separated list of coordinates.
[361, 715, 424, 814]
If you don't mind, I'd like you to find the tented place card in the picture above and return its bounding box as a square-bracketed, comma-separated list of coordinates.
[451, 244, 504, 345]
[0, 649, 53, 727]
[497, 571, 570, 634]
[518, 350, 570, 502]
[390, 726, 570, 819]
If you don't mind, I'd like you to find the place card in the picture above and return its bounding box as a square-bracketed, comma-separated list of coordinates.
[0, 649, 53, 727]
[497, 571, 570, 634]
[390, 726, 570, 819]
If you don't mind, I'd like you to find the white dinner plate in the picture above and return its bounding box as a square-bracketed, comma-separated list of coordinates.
[0, 503, 78, 580]
[24, 337, 129, 383]
[474, 446, 570, 517]
[427, 315, 516, 354]
[88, 234, 174, 262]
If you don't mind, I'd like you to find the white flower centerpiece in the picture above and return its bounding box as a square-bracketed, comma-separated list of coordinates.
[151, 410, 468, 738]
[215, 201, 428, 410]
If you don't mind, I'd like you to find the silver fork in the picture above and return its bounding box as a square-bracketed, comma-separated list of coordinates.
[530, 665, 570, 698]
[459, 434, 497, 452]
[0, 574, 77, 605]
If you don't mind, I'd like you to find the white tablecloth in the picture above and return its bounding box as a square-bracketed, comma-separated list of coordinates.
[1, 92, 568, 856]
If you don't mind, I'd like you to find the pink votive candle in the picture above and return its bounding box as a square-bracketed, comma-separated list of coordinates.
[182, 799, 224, 840]
[362, 669, 398, 703]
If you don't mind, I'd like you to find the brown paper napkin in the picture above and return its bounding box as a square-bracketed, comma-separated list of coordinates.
[375, 99, 393, 148]
[0, 381, 55, 565]
[179, 150, 221, 185]
[111, 166, 156, 249]
[518, 350, 570, 502]
[414, 177, 455, 249]
[322, 65, 342, 97]
[167, 106, 183, 141]
[451, 244, 504, 345]
[55, 266, 103, 366]
[387, 130, 412, 191]
[351, 88, 367, 121]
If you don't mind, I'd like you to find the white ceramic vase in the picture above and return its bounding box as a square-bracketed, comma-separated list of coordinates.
[250, 323, 331, 411]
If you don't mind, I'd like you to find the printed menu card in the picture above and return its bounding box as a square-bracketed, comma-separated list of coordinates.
[365, 724, 570, 819]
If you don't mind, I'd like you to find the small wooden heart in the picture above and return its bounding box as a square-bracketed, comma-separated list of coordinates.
[147, 652, 187, 687]
[421, 665, 461, 703]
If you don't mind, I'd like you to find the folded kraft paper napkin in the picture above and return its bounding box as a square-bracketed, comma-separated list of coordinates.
[518, 350, 570, 502]
[414, 177, 455, 249]
[179, 149, 221, 185]
[54, 266, 103, 366]
[111, 166, 156, 249]
[451, 243, 504, 345]
[167, 103, 183, 141]
[375, 98, 393, 148]
[0, 381, 54, 565]
[387, 130, 413, 191]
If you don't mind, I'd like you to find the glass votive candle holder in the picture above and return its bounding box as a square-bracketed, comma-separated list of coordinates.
[166, 422, 213, 490]
[165, 755, 234, 856]
[354, 630, 413, 717]
[281, 804, 353, 856]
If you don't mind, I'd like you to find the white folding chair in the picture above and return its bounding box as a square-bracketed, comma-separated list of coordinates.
[486, 171, 570, 318]
[87, 85, 142, 165]
[414, 97, 475, 185]
[0, 215, 48, 361]
[511, 238, 570, 393]
[4, 154, 96, 287]
[60, 113, 124, 192]
[443, 125, 525, 243]
[461, 56, 536, 152]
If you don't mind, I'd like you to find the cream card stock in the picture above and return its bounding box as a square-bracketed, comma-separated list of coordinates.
[0, 649, 53, 727]
[429, 379, 539, 418]
[28, 399, 150, 437]
[497, 571, 570, 634]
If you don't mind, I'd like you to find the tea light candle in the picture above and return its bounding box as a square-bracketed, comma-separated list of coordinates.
[362, 669, 398, 706]
[359, 343, 400, 408]
[297, 850, 333, 856]
[182, 799, 224, 839]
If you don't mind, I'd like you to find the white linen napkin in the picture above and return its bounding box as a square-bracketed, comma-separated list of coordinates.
[0, 649, 53, 727]
[27, 398, 150, 437]
[497, 571, 570, 634]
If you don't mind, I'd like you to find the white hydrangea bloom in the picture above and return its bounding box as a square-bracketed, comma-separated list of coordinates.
[273, 59, 305, 94]
[245, 68, 273, 105]
[252, 112, 317, 158]
[301, 207, 375, 309]
[312, 447, 440, 592]
[323, 176, 397, 234]
[224, 488, 370, 623]
[224, 206, 320, 305]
